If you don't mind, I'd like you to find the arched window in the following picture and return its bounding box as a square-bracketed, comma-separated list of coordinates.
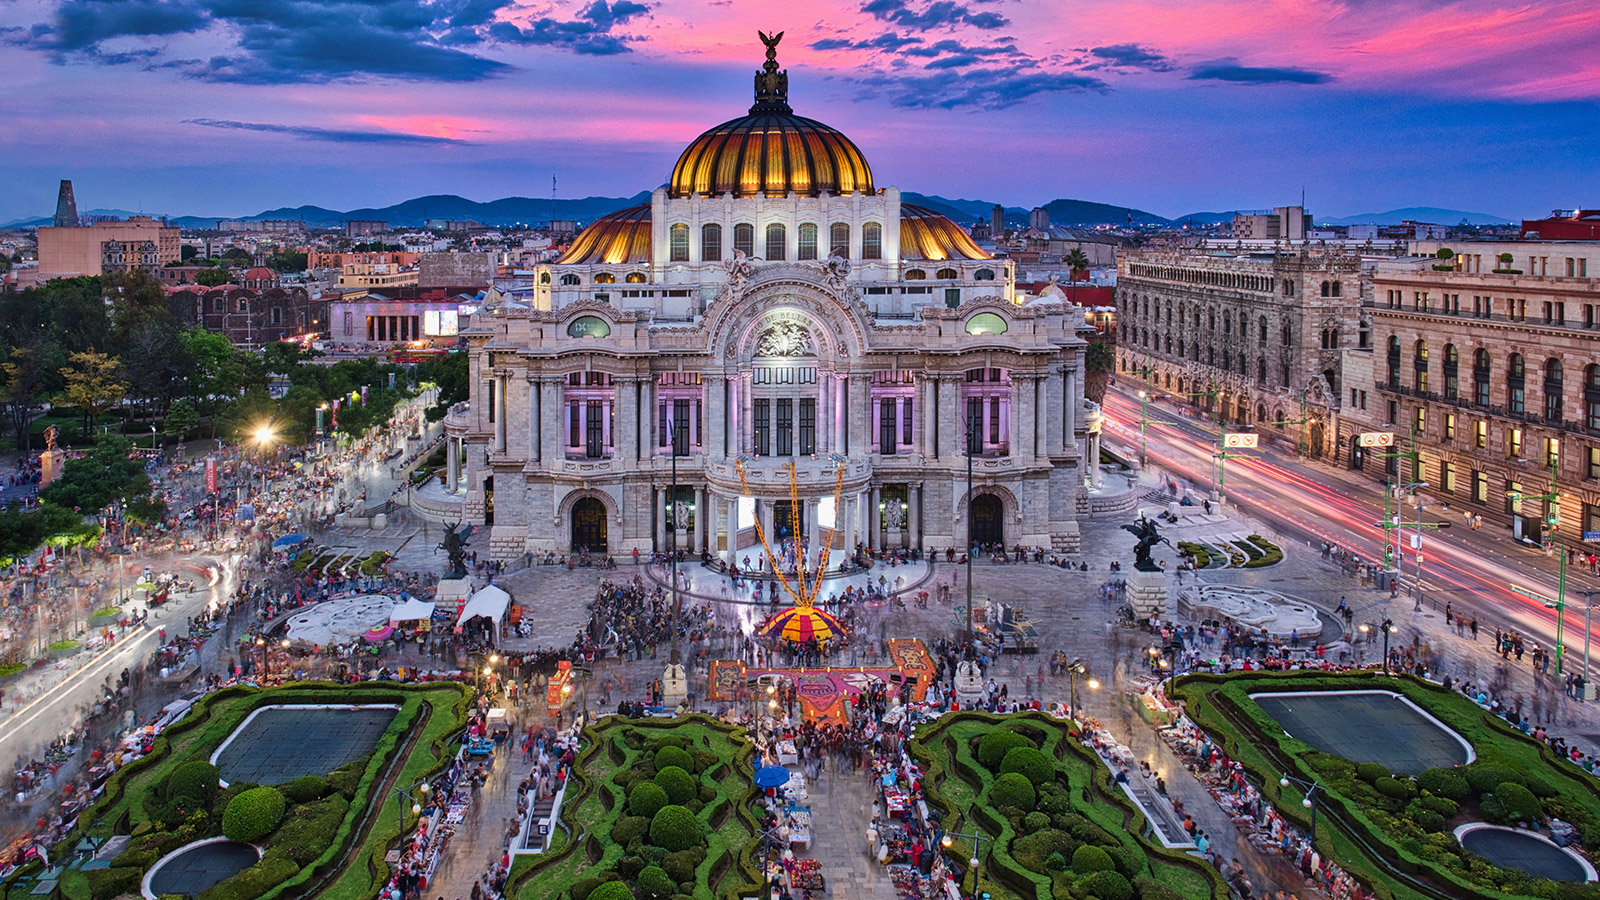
[539, 271, 551, 284]
[936, 268, 958, 280]
[1258, 357, 1267, 382]
[701, 223, 722, 261]
[624, 272, 646, 283]
[669, 223, 689, 261]
[904, 269, 926, 280]
[1281, 322, 1292, 345]
[973, 268, 995, 281]
[965, 312, 1008, 335]
[567, 315, 611, 338]
[1414, 340, 1429, 394]
[797, 223, 818, 260]
[765, 223, 786, 261]
[1507, 353, 1526, 413]
[1386, 336, 1400, 387]
[862, 222, 882, 260]
[1442, 344, 1459, 400]
[1585, 364, 1600, 430]
[1320, 281, 1330, 297]
[1257, 403, 1267, 423]
[1258, 317, 1267, 344]
[593, 272, 615, 284]
[560, 273, 581, 286]
[733, 223, 754, 257]
[1331, 281, 1342, 297]
[1545, 358, 1564, 422]
[1473, 349, 1491, 406]
[829, 223, 850, 257]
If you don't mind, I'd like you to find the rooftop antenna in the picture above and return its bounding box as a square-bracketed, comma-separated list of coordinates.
[552, 174, 557, 201]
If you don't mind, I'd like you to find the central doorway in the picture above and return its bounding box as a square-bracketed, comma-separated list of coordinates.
[572, 497, 607, 553]
[771, 500, 803, 542]
[971, 493, 1003, 545]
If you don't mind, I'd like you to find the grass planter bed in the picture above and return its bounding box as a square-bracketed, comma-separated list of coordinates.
[2, 682, 470, 900]
[1172, 670, 1600, 900]
[907, 711, 1225, 900]
[509, 715, 762, 900]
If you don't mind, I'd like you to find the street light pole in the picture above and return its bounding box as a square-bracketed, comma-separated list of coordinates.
[1279, 773, 1323, 842]
[1380, 617, 1395, 675]
[965, 414, 976, 653]
[1578, 591, 1600, 695]
[669, 398, 682, 666]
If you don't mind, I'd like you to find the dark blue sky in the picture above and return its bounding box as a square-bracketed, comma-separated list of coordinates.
[3, 0, 1596, 222]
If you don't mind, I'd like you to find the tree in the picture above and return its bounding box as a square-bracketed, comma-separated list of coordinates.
[59, 349, 128, 433]
[121, 319, 190, 417]
[0, 342, 62, 456]
[1064, 247, 1090, 277]
[270, 250, 307, 273]
[195, 267, 230, 287]
[419, 351, 467, 422]
[39, 435, 163, 520]
[180, 329, 243, 435]
[164, 398, 201, 440]
[180, 245, 199, 262]
[221, 247, 252, 265]
[1083, 338, 1114, 405]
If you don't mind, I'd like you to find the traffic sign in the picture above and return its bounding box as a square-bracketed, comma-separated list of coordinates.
[1585, 531, 1600, 542]
[1359, 432, 1396, 447]
[1222, 433, 1258, 449]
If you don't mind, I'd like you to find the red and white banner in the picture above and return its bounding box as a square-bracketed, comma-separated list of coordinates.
[205, 457, 217, 494]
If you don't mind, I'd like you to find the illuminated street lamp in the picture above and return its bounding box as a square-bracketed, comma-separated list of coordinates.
[1279, 773, 1323, 841]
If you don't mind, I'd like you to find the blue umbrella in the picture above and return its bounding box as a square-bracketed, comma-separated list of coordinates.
[753, 765, 790, 789]
[272, 534, 310, 549]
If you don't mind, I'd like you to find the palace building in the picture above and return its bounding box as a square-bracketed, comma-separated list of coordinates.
[446, 38, 1096, 561]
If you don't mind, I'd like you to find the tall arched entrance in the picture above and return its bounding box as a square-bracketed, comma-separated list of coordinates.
[971, 494, 1003, 546]
[571, 497, 607, 553]
[1308, 422, 1325, 459]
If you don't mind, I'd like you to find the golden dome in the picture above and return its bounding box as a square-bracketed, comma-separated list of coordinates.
[558, 204, 651, 265]
[900, 204, 990, 261]
[668, 35, 874, 199]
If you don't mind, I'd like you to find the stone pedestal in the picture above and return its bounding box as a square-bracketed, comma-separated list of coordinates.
[953, 659, 984, 708]
[1126, 570, 1171, 619]
[661, 662, 688, 707]
[39, 447, 65, 488]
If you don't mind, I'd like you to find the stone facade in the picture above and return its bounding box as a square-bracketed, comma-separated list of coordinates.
[1355, 260, 1600, 542]
[1115, 247, 1368, 461]
[170, 286, 325, 345]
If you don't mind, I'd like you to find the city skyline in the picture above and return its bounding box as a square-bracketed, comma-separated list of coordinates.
[3, 0, 1598, 223]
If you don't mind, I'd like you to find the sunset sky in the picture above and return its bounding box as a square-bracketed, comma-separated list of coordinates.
[4, 0, 1597, 223]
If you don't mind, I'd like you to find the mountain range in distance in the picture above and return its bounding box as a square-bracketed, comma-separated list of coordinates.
[0, 195, 1513, 230]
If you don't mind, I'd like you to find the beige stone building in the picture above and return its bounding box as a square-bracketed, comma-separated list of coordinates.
[444, 42, 1097, 561]
[1115, 247, 1367, 460]
[1357, 257, 1600, 542]
[34, 216, 181, 282]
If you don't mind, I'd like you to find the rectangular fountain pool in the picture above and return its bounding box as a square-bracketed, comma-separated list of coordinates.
[1250, 690, 1473, 775]
[211, 704, 400, 786]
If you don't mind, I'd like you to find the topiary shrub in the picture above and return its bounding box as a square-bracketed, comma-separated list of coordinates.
[278, 774, 332, 804]
[1464, 764, 1522, 794]
[629, 782, 669, 819]
[588, 882, 635, 900]
[272, 795, 350, 864]
[991, 772, 1037, 812]
[650, 805, 703, 852]
[1013, 829, 1077, 874]
[1000, 746, 1056, 787]
[1076, 869, 1133, 900]
[86, 866, 143, 900]
[222, 786, 287, 842]
[1355, 763, 1390, 783]
[1523, 775, 1559, 799]
[616, 856, 646, 881]
[1071, 844, 1114, 874]
[636, 865, 676, 900]
[1417, 768, 1470, 801]
[613, 815, 651, 847]
[1373, 777, 1413, 801]
[654, 746, 695, 774]
[1045, 851, 1067, 872]
[662, 849, 701, 885]
[168, 761, 221, 809]
[1024, 811, 1052, 833]
[977, 731, 1036, 770]
[1414, 795, 1458, 817]
[1487, 782, 1542, 823]
[654, 766, 697, 806]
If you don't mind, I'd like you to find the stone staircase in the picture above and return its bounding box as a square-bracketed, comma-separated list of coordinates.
[523, 790, 558, 851]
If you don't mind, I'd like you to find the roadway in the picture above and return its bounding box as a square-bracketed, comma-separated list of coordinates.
[1101, 384, 1600, 673]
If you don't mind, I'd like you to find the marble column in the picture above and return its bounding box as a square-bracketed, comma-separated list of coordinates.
[446, 436, 460, 493]
[849, 375, 870, 457]
[493, 375, 507, 452]
[843, 495, 856, 555]
[806, 498, 820, 569]
[1043, 372, 1063, 457]
[617, 380, 637, 463]
[938, 377, 961, 458]
[924, 377, 939, 458]
[707, 376, 725, 461]
[759, 500, 774, 558]
[642, 379, 655, 458]
[909, 483, 922, 549]
[696, 487, 709, 554]
[601, 400, 613, 456]
[1090, 433, 1104, 487]
[832, 375, 847, 454]
[869, 485, 881, 549]
[1064, 367, 1079, 454]
[740, 374, 755, 457]
[1014, 377, 1034, 464]
[726, 495, 739, 564]
[817, 373, 831, 456]
[654, 487, 666, 553]
[540, 379, 563, 466]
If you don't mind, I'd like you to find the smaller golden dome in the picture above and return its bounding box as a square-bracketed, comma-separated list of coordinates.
[900, 204, 990, 261]
[558, 205, 651, 265]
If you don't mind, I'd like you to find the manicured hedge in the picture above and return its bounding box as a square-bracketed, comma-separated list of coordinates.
[223, 786, 287, 841]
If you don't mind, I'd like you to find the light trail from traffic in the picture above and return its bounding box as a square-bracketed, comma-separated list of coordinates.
[1103, 388, 1600, 664]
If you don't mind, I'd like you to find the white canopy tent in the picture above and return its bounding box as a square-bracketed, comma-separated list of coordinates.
[389, 598, 437, 623]
[459, 584, 511, 643]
